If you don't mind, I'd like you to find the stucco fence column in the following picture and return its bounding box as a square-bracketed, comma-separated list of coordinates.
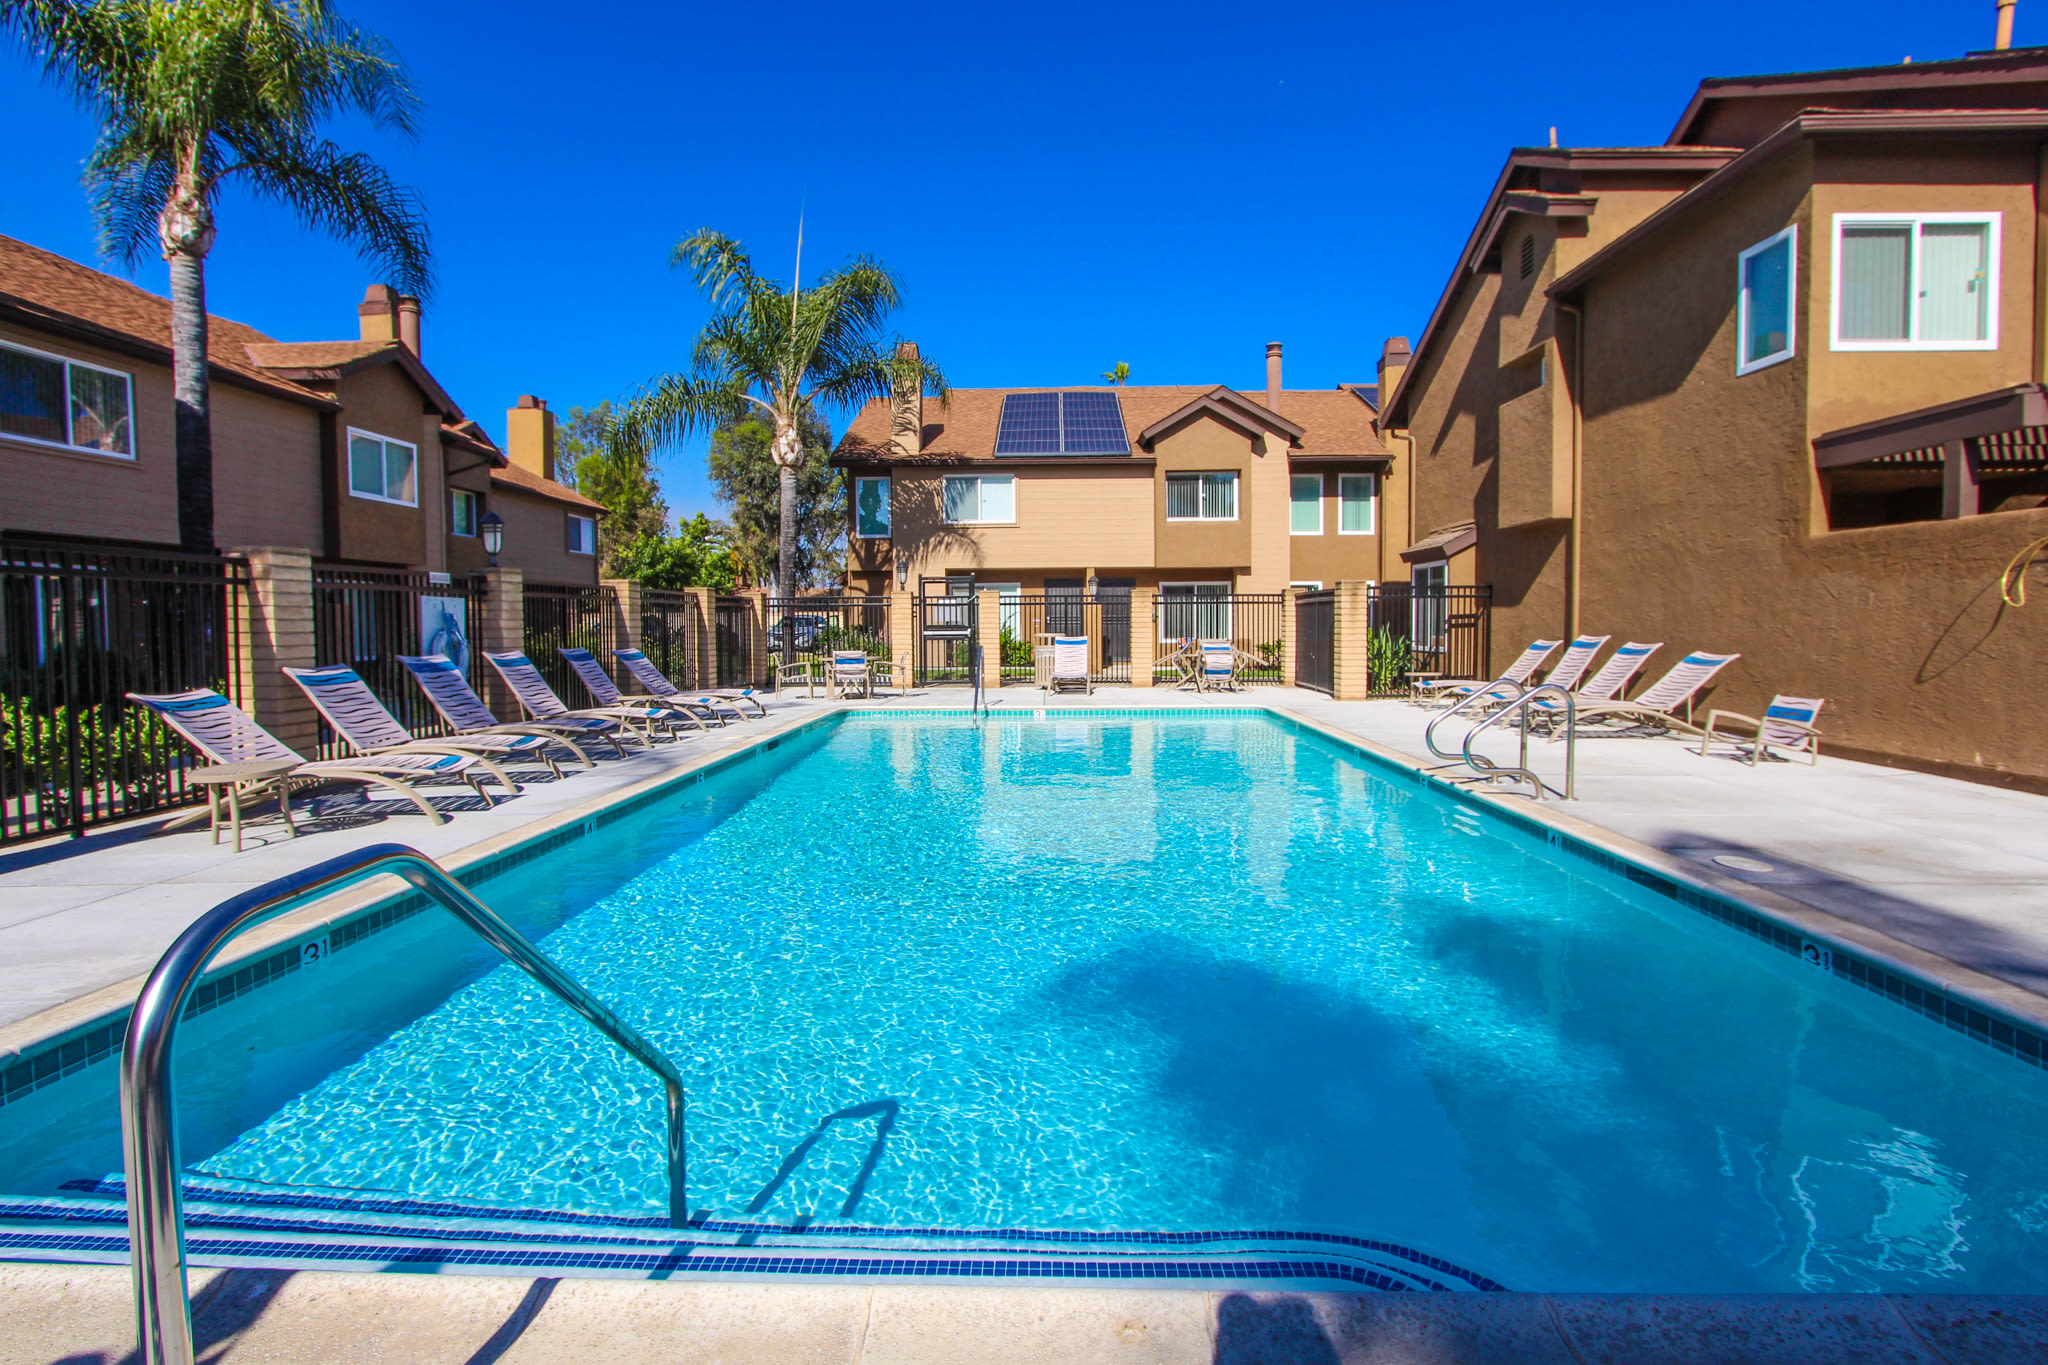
[477, 567, 526, 719]
[232, 547, 318, 757]
[1128, 588, 1155, 688]
[889, 589, 917, 685]
[603, 579, 642, 684]
[1279, 586, 1302, 688]
[977, 590, 1002, 691]
[1331, 579, 1375, 701]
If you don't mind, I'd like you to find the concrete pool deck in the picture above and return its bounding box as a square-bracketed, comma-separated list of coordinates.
[10, 1263, 2048, 1364]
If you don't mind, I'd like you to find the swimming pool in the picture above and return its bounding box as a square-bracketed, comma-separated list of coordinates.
[5, 711, 2047, 1293]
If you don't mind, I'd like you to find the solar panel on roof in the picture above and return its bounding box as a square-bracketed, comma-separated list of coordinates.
[992, 391, 1129, 455]
[1058, 392, 1129, 453]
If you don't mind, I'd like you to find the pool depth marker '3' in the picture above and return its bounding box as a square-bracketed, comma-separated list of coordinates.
[118, 842, 690, 1365]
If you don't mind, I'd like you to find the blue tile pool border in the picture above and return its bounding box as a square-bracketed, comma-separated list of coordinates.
[6, 703, 2044, 1114]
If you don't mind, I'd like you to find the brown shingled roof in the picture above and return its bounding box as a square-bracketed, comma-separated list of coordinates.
[0, 233, 331, 409]
[835, 385, 1388, 463]
[491, 460, 605, 512]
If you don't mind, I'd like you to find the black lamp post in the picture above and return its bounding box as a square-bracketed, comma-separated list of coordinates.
[480, 510, 505, 567]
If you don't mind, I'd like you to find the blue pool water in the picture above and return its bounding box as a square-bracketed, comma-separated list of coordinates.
[9, 714, 2048, 1292]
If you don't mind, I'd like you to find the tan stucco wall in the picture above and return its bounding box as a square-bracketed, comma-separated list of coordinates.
[444, 458, 493, 577]
[331, 364, 430, 565]
[214, 385, 324, 553]
[1151, 422, 1255, 575]
[1286, 467, 1382, 586]
[494, 487, 597, 586]
[1576, 143, 2048, 781]
[889, 465, 1155, 579]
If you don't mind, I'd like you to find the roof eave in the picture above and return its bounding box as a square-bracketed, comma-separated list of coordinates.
[0, 297, 339, 411]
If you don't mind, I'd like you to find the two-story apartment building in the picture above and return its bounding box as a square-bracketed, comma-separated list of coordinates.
[0, 234, 599, 584]
[1376, 48, 2048, 786]
[832, 344, 1392, 608]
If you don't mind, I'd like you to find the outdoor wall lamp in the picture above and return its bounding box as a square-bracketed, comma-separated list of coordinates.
[1086, 574, 1099, 596]
[895, 558, 909, 590]
[480, 510, 505, 566]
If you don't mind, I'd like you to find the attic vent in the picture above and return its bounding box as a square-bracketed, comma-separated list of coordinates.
[993, 392, 1129, 455]
[1519, 234, 1536, 280]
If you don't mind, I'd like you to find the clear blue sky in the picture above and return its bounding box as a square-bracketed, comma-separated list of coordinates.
[0, 1, 2021, 523]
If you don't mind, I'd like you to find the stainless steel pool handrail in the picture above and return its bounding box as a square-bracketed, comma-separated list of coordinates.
[1459, 682, 1577, 800]
[1422, 675, 1525, 765]
[120, 841, 689, 1365]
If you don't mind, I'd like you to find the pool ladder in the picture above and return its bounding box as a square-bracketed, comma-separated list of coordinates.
[1424, 680, 1578, 800]
[119, 842, 690, 1365]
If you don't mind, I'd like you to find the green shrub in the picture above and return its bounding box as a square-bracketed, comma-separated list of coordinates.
[1368, 627, 1411, 692]
[1, 694, 171, 790]
[999, 626, 1035, 669]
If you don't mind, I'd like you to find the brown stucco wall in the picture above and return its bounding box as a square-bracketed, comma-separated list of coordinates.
[1577, 142, 2048, 781]
[214, 384, 323, 553]
[494, 486, 596, 586]
[444, 456, 494, 577]
[330, 363, 430, 565]
[1151, 421, 1255, 573]
[1286, 467, 1382, 586]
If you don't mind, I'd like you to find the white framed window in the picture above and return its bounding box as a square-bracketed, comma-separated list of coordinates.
[980, 582, 1023, 635]
[1737, 225, 1796, 375]
[942, 472, 1014, 524]
[1338, 473, 1376, 534]
[1158, 581, 1233, 640]
[1289, 580, 1324, 590]
[566, 513, 596, 555]
[0, 339, 133, 457]
[1832, 212, 2000, 350]
[854, 476, 891, 537]
[346, 428, 418, 505]
[1289, 473, 1322, 534]
[1410, 561, 1448, 646]
[1165, 471, 1237, 521]
[449, 488, 479, 537]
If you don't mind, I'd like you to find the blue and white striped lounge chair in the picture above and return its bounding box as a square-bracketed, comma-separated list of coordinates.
[1049, 636, 1092, 695]
[482, 650, 665, 745]
[128, 688, 494, 845]
[283, 664, 570, 789]
[1573, 641, 1662, 703]
[557, 648, 712, 734]
[1196, 639, 1255, 692]
[1698, 694, 1826, 766]
[613, 649, 765, 718]
[1413, 638, 1561, 708]
[397, 653, 621, 760]
[1558, 651, 1741, 738]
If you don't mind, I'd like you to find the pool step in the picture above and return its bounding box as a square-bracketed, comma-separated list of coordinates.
[0, 1177, 1503, 1293]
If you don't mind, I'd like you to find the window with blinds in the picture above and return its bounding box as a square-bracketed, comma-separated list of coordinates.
[1832, 213, 1998, 350]
[1165, 472, 1237, 521]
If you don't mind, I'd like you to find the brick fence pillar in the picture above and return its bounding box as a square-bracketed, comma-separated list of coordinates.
[1331, 579, 1375, 701]
[602, 579, 641, 686]
[977, 590, 1002, 690]
[739, 588, 768, 687]
[685, 587, 715, 688]
[1280, 586, 1302, 688]
[889, 590, 916, 681]
[1129, 587, 1155, 688]
[478, 566, 525, 717]
[233, 546, 318, 755]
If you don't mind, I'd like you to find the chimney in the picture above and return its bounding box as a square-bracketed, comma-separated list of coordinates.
[889, 340, 924, 459]
[1377, 336, 1412, 420]
[1265, 342, 1283, 407]
[1996, 0, 2017, 49]
[396, 295, 422, 357]
[358, 284, 399, 343]
[506, 394, 555, 482]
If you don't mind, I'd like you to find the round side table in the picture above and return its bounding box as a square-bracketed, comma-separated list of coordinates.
[185, 760, 301, 852]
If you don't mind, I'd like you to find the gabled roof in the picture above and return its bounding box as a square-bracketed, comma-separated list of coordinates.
[0, 234, 336, 409]
[1137, 386, 1305, 447]
[1669, 47, 2048, 148]
[243, 339, 466, 423]
[1400, 520, 1478, 562]
[834, 383, 1387, 466]
[1549, 107, 2048, 301]
[491, 460, 604, 511]
[1377, 146, 1734, 427]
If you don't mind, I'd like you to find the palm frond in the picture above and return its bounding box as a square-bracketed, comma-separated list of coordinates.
[615, 372, 754, 454]
[231, 133, 431, 296]
[671, 228, 760, 308]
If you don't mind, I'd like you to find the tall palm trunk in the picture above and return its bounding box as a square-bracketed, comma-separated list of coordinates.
[777, 464, 798, 597]
[162, 165, 217, 553]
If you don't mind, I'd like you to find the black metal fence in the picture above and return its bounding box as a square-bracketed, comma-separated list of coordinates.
[312, 565, 483, 757]
[1153, 592, 1285, 685]
[914, 584, 978, 685]
[639, 589, 700, 690]
[767, 596, 890, 683]
[523, 582, 614, 704]
[714, 595, 757, 688]
[1, 539, 250, 844]
[988, 595, 1135, 684]
[1367, 584, 1492, 691]
[1295, 590, 1335, 694]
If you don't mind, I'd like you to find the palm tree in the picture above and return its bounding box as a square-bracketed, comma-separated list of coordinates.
[618, 228, 945, 597]
[2, 0, 431, 552]
[1101, 362, 1130, 385]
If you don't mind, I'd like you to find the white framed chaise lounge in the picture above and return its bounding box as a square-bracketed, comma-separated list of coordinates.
[482, 650, 671, 746]
[557, 648, 716, 733]
[128, 688, 499, 847]
[1553, 651, 1741, 738]
[1413, 638, 1561, 708]
[397, 653, 619, 761]
[283, 664, 573, 789]
[612, 649, 760, 721]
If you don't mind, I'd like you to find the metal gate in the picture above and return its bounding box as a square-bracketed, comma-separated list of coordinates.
[1295, 590, 1335, 694]
[914, 577, 976, 685]
[714, 596, 754, 687]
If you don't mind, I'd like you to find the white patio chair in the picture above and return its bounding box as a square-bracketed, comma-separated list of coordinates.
[1698, 694, 1826, 766]
[1048, 636, 1092, 695]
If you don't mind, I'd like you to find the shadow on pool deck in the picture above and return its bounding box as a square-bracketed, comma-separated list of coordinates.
[1654, 832, 2048, 998]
